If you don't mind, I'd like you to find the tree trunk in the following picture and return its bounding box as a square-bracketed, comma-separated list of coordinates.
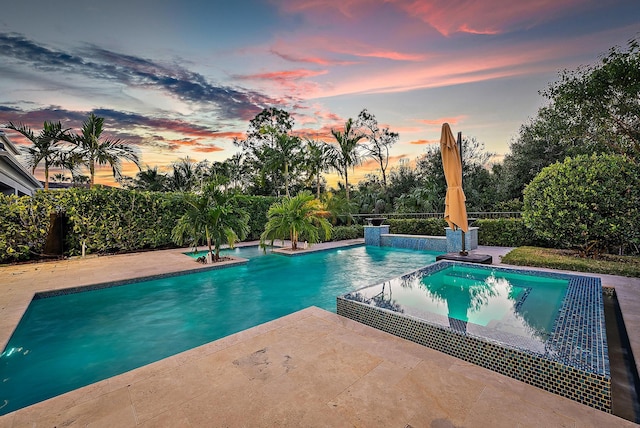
[89, 160, 96, 188]
[284, 161, 290, 197]
[344, 168, 349, 202]
[316, 174, 321, 199]
[207, 235, 215, 262]
[44, 160, 49, 190]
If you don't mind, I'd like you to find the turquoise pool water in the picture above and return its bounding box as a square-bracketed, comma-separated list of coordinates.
[0, 245, 440, 415]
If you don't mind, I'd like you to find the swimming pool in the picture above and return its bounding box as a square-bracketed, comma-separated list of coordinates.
[0, 245, 440, 415]
[338, 261, 611, 412]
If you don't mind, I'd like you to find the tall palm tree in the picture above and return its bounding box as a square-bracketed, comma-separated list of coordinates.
[65, 113, 140, 188]
[5, 121, 69, 190]
[265, 133, 302, 197]
[260, 191, 332, 251]
[172, 182, 249, 262]
[305, 139, 332, 198]
[329, 118, 365, 202]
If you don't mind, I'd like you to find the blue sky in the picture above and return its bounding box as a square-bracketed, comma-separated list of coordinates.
[1, 0, 638, 185]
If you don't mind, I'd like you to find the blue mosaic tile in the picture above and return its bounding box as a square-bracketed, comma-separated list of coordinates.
[338, 260, 611, 413]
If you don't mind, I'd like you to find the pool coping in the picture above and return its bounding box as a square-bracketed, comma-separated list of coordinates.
[269, 238, 365, 256]
[33, 256, 248, 299]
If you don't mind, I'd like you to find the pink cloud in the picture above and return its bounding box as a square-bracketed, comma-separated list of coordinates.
[396, 0, 590, 36]
[275, 0, 591, 36]
[237, 69, 328, 81]
[419, 116, 465, 126]
[271, 48, 358, 66]
[272, 37, 426, 67]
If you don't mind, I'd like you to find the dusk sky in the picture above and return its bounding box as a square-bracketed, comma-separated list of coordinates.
[1, 0, 639, 186]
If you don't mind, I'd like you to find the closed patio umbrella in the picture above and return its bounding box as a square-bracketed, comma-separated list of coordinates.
[440, 123, 468, 234]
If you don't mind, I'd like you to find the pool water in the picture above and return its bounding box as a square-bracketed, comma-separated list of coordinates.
[346, 264, 569, 350]
[0, 245, 440, 415]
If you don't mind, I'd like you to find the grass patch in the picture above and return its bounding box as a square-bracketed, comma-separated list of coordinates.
[501, 246, 640, 278]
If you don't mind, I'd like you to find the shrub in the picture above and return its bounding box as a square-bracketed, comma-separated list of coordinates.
[523, 154, 640, 255]
[476, 218, 545, 247]
[234, 195, 278, 240]
[47, 188, 187, 255]
[387, 218, 447, 236]
[329, 225, 364, 241]
[0, 194, 50, 262]
[0, 188, 277, 263]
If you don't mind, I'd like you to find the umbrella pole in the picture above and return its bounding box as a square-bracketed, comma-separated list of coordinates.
[460, 230, 467, 256]
[457, 131, 468, 256]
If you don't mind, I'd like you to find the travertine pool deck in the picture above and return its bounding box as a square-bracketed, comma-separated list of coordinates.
[0, 242, 637, 427]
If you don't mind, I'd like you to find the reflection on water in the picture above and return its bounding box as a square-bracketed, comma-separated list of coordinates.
[346, 265, 569, 344]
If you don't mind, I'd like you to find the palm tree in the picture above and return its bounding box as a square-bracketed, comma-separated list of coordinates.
[167, 157, 210, 192]
[260, 191, 332, 251]
[265, 133, 302, 197]
[306, 139, 332, 198]
[64, 113, 140, 188]
[172, 182, 249, 262]
[329, 118, 365, 202]
[52, 173, 70, 183]
[5, 121, 69, 190]
[132, 166, 167, 191]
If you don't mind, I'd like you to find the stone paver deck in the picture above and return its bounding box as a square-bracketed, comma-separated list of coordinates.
[0, 242, 637, 427]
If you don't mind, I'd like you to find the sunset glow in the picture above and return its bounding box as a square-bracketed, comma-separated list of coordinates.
[0, 0, 636, 187]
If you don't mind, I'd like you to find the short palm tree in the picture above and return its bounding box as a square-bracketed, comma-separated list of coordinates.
[64, 113, 140, 188]
[329, 118, 365, 202]
[5, 121, 69, 190]
[172, 183, 250, 262]
[260, 191, 332, 251]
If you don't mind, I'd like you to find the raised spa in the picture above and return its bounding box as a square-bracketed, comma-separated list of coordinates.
[337, 261, 610, 412]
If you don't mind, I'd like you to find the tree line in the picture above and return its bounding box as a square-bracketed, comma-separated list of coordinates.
[4, 37, 639, 220]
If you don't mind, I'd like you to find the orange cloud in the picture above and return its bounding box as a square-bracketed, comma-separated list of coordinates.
[193, 146, 225, 153]
[408, 139, 436, 145]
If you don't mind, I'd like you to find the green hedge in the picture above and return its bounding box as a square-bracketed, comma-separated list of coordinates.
[36, 188, 187, 256]
[234, 195, 278, 241]
[387, 218, 447, 236]
[385, 217, 543, 247]
[329, 225, 364, 241]
[476, 218, 544, 247]
[0, 189, 277, 263]
[0, 194, 50, 261]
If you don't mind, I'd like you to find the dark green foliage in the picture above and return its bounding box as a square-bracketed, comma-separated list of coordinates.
[523, 154, 640, 255]
[0, 194, 50, 261]
[387, 218, 447, 236]
[49, 188, 186, 256]
[0, 189, 276, 263]
[233, 195, 278, 240]
[498, 37, 640, 203]
[476, 218, 543, 247]
[328, 225, 364, 241]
